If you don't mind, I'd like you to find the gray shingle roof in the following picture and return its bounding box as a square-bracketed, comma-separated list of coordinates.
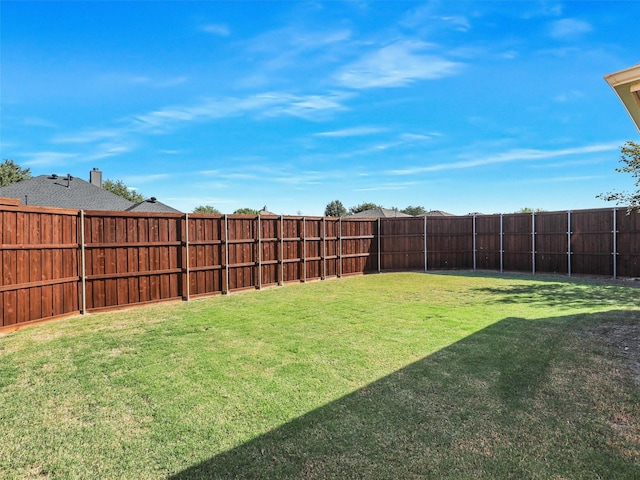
[127, 198, 182, 213]
[348, 207, 412, 218]
[0, 175, 135, 211]
[422, 210, 456, 217]
[0, 174, 181, 212]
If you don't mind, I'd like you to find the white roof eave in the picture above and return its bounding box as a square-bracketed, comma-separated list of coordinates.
[604, 63, 640, 134]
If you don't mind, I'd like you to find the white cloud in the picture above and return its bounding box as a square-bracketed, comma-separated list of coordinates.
[200, 24, 230, 37]
[261, 92, 350, 120]
[314, 126, 388, 137]
[121, 173, 171, 185]
[388, 143, 620, 175]
[98, 73, 188, 89]
[54, 129, 122, 144]
[131, 91, 351, 131]
[85, 143, 133, 161]
[549, 18, 592, 40]
[23, 117, 57, 128]
[553, 90, 585, 103]
[334, 41, 461, 89]
[400, 132, 440, 142]
[22, 151, 78, 167]
[355, 181, 420, 192]
[437, 15, 471, 32]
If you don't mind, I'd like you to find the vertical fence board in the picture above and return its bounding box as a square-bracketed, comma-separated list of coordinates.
[571, 210, 613, 276]
[502, 214, 533, 273]
[534, 211, 569, 274]
[616, 209, 640, 278]
[475, 215, 501, 271]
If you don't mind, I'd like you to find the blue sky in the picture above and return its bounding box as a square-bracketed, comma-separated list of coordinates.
[2, 1, 639, 215]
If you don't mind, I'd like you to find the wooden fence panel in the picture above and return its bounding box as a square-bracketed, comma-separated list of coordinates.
[535, 212, 568, 274]
[475, 215, 501, 271]
[188, 215, 225, 297]
[305, 218, 324, 281]
[83, 211, 183, 310]
[571, 210, 613, 276]
[226, 216, 258, 291]
[502, 214, 533, 273]
[380, 217, 424, 271]
[281, 217, 302, 283]
[616, 209, 640, 278]
[259, 216, 280, 287]
[340, 219, 377, 275]
[427, 217, 473, 269]
[324, 218, 340, 278]
[0, 207, 79, 328]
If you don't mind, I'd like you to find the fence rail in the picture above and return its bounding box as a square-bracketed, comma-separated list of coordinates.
[1, 204, 639, 329]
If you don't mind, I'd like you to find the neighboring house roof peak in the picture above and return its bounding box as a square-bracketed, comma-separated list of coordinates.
[349, 207, 412, 218]
[0, 169, 181, 212]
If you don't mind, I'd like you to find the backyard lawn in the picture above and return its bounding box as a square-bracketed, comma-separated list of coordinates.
[0, 272, 639, 479]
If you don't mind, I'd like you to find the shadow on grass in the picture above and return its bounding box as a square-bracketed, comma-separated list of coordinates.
[432, 270, 640, 309]
[169, 311, 639, 479]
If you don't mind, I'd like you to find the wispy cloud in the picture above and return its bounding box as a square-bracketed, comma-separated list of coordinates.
[54, 129, 122, 144]
[23, 117, 57, 128]
[436, 15, 471, 32]
[388, 143, 619, 175]
[121, 173, 171, 185]
[314, 126, 388, 137]
[400, 132, 441, 142]
[238, 26, 352, 88]
[261, 92, 350, 120]
[334, 41, 462, 89]
[273, 170, 328, 185]
[85, 142, 134, 161]
[509, 174, 606, 185]
[553, 90, 585, 103]
[22, 151, 78, 167]
[548, 18, 592, 40]
[246, 26, 351, 61]
[200, 23, 231, 37]
[134, 91, 350, 131]
[98, 73, 188, 89]
[355, 181, 420, 192]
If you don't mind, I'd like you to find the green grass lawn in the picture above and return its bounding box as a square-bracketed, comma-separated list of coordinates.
[1, 272, 639, 479]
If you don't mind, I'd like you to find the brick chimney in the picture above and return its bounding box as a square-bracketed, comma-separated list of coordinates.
[89, 168, 102, 188]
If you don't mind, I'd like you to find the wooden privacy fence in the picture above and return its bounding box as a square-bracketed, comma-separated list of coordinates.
[1, 205, 639, 329]
[378, 209, 640, 278]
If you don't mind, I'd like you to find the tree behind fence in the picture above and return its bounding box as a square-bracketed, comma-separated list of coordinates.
[1, 206, 638, 329]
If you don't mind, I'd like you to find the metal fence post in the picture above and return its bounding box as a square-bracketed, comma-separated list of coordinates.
[224, 214, 229, 294]
[613, 208, 618, 279]
[424, 215, 428, 272]
[257, 214, 262, 290]
[567, 210, 571, 278]
[377, 218, 381, 273]
[473, 214, 477, 271]
[185, 213, 190, 300]
[338, 218, 343, 277]
[80, 210, 86, 314]
[499, 214, 504, 273]
[322, 216, 326, 280]
[532, 212, 536, 275]
[302, 216, 306, 283]
[280, 215, 284, 285]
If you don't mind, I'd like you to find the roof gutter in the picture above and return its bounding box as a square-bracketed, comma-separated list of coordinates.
[604, 63, 640, 134]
